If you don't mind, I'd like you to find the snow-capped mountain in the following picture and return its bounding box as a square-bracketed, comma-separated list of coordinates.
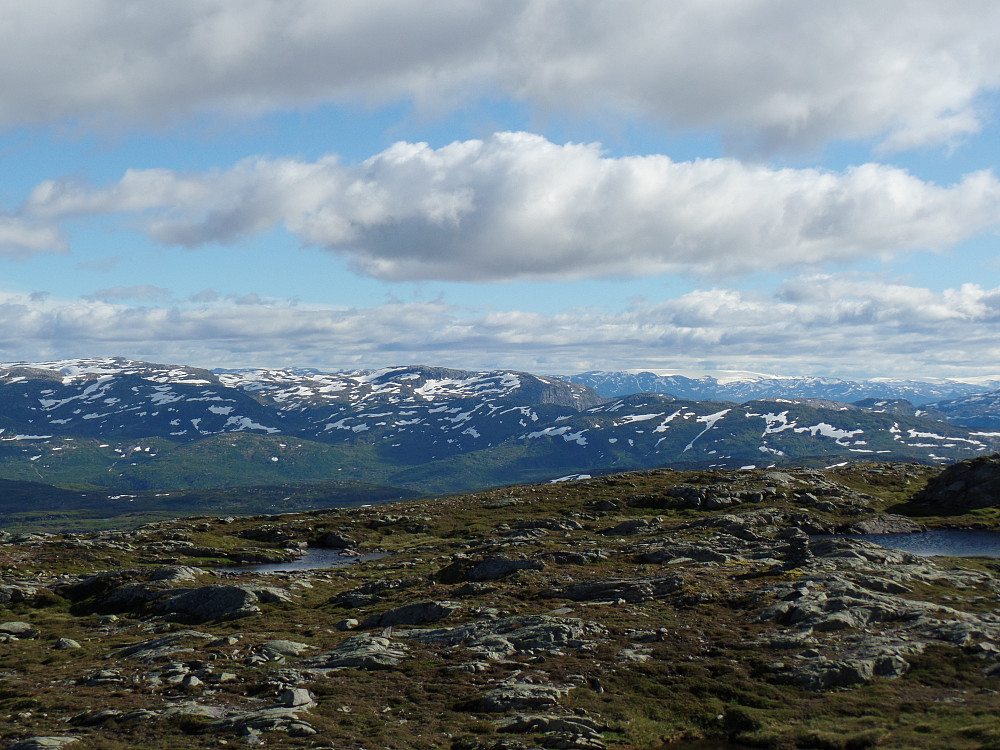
[926, 389, 1000, 429]
[0, 359, 601, 459]
[565, 370, 1000, 406]
[537, 394, 998, 471]
[0, 358, 282, 439]
[0, 358, 998, 494]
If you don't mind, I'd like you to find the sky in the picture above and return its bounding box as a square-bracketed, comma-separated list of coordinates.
[1, 1, 1000, 380]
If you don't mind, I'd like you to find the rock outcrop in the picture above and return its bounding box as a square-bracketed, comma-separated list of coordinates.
[1, 461, 998, 749]
[911, 453, 1000, 511]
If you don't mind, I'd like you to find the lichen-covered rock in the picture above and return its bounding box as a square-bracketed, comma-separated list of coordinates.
[258, 639, 313, 660]
[541, 576, 683, 603]
[153, 584, 291, 624]
[0, 621, 38, 638]
[771, 654, 909, 690]
[4, 738, 80, 750]
[213, 705, 316, 736]
[473, 681, 575, 713]
[911, 453, 1000, 511]
[469, 557, 545, 581]
[840, 514, 925, 534]
[0, 584, 37, 604]
[278, 688, 315, 707]
[599, 517, 661, 536]
[437, 555, 544, 583]
[496, 714, 607, 749]
[114, 630, 217, 662]
[330, 577, 422, 607]
[362, 600, 459, 628]
[306, 633, 409, 670]
[150, 565, 204, 582]
[407, 614, 606, 660]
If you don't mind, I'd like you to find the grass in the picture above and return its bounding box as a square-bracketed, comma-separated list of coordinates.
[1, 462, 998, 749]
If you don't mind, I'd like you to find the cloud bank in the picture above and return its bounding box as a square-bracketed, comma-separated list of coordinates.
[23, 133, 1000, 280]
[1, 1, 998, 150]
[2, 276, 999, 378]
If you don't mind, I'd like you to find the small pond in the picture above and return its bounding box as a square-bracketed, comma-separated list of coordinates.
[830, 528, 1000, 558]
[226, 548, 387, 573]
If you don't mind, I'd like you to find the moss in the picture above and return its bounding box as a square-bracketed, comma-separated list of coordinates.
[1, 462, 998, 748]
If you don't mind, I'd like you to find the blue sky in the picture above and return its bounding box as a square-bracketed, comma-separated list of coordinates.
[1, 1, 1000, 379]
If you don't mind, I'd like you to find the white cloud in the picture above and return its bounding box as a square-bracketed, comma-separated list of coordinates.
[1, 276, 999, 378]
[0, 217, 66, 257]
[0, 1, 997, 151]
[22, 133, 1000, 278]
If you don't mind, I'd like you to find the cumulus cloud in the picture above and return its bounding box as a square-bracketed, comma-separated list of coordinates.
[0, 276, 999, 378]
[22, 133, 1000, 278]
[0, 217, 66, 257]
[0, 1, 997, 151]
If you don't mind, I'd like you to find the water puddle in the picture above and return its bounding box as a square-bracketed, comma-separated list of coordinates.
[224, 548, 387, 573]
[827, 528, 1000, 558]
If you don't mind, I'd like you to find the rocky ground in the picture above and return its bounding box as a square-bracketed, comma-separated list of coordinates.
[1, 460, 999, 749]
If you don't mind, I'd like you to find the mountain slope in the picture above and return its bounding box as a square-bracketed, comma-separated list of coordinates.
[926, 389, 1000, 429]
[0, 358, 998, 495]
[566, 370, 1000, 405]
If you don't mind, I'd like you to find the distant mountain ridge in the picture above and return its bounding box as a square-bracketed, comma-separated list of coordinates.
[563, 370, 1000, 406]
[0, 357, 999, 495]
[925, 390, 1000, 430]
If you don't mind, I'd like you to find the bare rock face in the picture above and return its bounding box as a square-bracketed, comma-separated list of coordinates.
[409, 614, 607, 661]
[306, 633, 409, 670]
[541, 576, 683, 604]
[361, 600, 459, 629]
[496, 714, 607, 747]
[0, 621, 37, 636]
[437, 555, 544, 583]
[153, 584, 291, 624]
[839, 514, 925, 534]
[4, 739, 80, 750]
[472, 681, 575, 713]
[912, 454, 1000, 511]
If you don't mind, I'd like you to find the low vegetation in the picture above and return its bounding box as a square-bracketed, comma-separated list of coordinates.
[1, 461, 998, 749]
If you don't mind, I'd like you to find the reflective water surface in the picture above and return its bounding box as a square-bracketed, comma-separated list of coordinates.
[228, 547, 387, 572]
[834, 528, 1000, 558]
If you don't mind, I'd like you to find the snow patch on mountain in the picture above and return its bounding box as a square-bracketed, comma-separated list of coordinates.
[793, 423, 863, 445]
[523, 425, 589, 446]
[224, 416, 279, 433]
[684, 409, 730, 452]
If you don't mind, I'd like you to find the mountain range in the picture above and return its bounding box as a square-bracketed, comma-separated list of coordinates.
[1, 357, 999, 498]
[564, 369, 1000, 406]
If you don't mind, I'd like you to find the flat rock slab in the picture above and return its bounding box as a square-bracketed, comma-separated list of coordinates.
[114, 630, 216, 662]
[259, 639, 313, 659]
[407, 614, 606, 660]
[474, 682, 574, 713]
[306, 633, 409, 670]
[154, 584, 291, 624]
[497, 714, 608, 748]
[0, 621, 38, 638]
[542, 576, 684, 603]
[160, 702, 226, 720]
[278, 688, 315, 707]
[0, 585, 36, 604]
[840, 514, 925, 535]
[213, 705, 316, 736]
[362, 600, 459, 629]
[4, 739, 80, 750]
